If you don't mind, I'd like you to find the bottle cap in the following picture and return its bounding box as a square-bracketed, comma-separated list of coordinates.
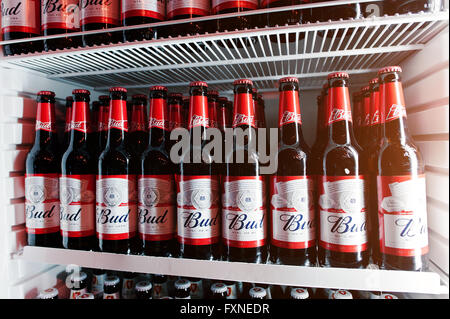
[208, 90, 219, 97]
[72, 89, 90, 95]
[109, 87, 127, 93]
[279, 77, 299, 84]
[150, 85, 168, 91]
[189, 81, 208, 87]
[70, 271, 87, 282]
[361, 86, 370, 93]
[99, 95, 110, 101]
[169, 92, 183, 98]
[38, 288, 58, 299]
[76, 293, 94, 299]
[378, 66, 402, 75]
[132, 94, 147, 100]
[66, 96, 73, 101]
[369, 77, 379, 85]
[249, 287, 267, 298]
[104, 276, 120, 286]
[328, 72, 349, 80]
[175, 279, 191, 290]
[290, 287, 309, 299]
[211, 283, 227, 294]
[252, 88, 258, 94]
[380, 293, 399, 299]
[37, 91, 55, 97]
[233, 79, 253, 86]
[332, 290, 353, 299]
[159, 296, 173, 299]
[135, 281, 153, 292]
[218, 97, 228, 102]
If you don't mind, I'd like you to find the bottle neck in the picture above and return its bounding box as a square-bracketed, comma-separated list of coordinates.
[69, 101, 90, 148]
[278, 88, 304, 145]
[130, 103, 147, 133]
[232, 91, 257, 129]
[188, 93, 209, 131]
[35, 101, 57, 147]
[326, 85, 355, 144]
[169, 101, 184, 130]
[380, 80, 411, 143]
[315, 94, 326, 144]
[148, 97, 169, 146]
[106, 98, 128, 148]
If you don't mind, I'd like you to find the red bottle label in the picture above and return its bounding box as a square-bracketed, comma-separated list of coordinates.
[278, 90, 302, 127]
[96, 175, 137, 240]
[222, 176, 267, 248]
[25, 174, 60, 234]
[41, 0, 80, 31]
[80, 0, 120, 26]
[318, 176, 368, 253]
[1, 0, 40, 34]
[327, 87, 352, 125]
[380, 81, 406, 123]
[60, 174, 96, 238]
[148, 98, 169, 131]
[175, 175, 220, 245]
[138, 175, 176, 241]
[188, 95, 209, 129]
[377, 175, 429, 257]
[36, 102, 57, 132]
[232, 93, 256, 128]
[121, 0, 165, 20]
[108, 99, 128, 131]
[270, 176, 315, 249]
[70, 101, 90, 133]
[166, 0, 210, 19]
[212, 0, 258, 14]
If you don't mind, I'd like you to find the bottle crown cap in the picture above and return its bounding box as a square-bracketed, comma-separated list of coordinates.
[328, 72, 349, 80]
[37, 91, 55, 97]
[132, 94, 147, 100]
[38, 288, 59, 299]
[72, 89, 90, 95]
[135, 281, 153, 292]
[380, 293, 399, 299]
[279, 76, 299, 84]
[99, 95, 110, 100]
[104, 276, 120, 286]
[76, 293, 94, 299]
[66, 96, 73, 101]
[378, 66, 402, 75]
[332, 290, 353, 299]
[233, 79, 253, 86]
[290, 287, 309, 299]
[169, 92, 183, 98]
[175, 279, 191, 289]
[249, 287, 267, 298]
[189, 81, 208, 87]
[109, 87, 127, 93]
[369, 77, 379, 85]
[211, 283, 227, 293]
[150, 85, 168, 91]
[208, 90, 219, 96]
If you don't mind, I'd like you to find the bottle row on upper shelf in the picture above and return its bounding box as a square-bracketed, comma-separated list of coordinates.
[1, 1, 445, 56]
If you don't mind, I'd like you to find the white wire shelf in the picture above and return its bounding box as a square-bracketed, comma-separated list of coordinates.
[0, 10, 448, 95]
[15, 246, 448, 295]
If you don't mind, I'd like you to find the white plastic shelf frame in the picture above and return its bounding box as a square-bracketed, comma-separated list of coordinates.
[0, 1, 448, 96]
[15, 246, 448, 295]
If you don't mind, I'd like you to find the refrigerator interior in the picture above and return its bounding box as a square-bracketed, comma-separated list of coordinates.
[0, 0, 449, 299]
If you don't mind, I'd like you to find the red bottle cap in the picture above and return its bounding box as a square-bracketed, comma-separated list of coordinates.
[99, 95, 109, 100]
[361, 86, 370, 93]
[72, 89, 90, 95]
[109, 87, 127, 93]
[169, 92, 183, 98]
[208, 90, 219, 96]
[328, 72, 349, 80]
[132, 94, 147, 100]
[233, 79, 253, 86]
[150, 85, 168, 91]
[279, 77, 299, 84]
[378, 66, 402, 75]
[369, 78, 379, 85]
[66, 96, 73, 101]
[189, 81, 208, 87]
[37, 91, 55, 97]
[218, 97, 228, 102]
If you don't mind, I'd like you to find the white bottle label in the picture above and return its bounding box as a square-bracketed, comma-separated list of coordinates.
[226, 283, 237, 299]
[103, 292, 120, 299]
[318, 176, 368, 252]
[80, 0, 120, 26]
[176, 175, 220, 245]
[270, 176, 316, 249]
[189, 280, 203, 299]
[25, 174, 60, 234]
[121, 278, 136, 299]
[222, 176, 267, 248]
[41, 0, 80, 30]
[91, 274, 106, 297]
[96, 175, 137, 240]
[152, 282, 168, 299]
[378, 175, 429, 256]
[60, 175, 96, 238]
[121, 0, 165, 20]
[138, 175, 176, 241]
[1, 0, 40, 34]
[166, 0, 210, 19]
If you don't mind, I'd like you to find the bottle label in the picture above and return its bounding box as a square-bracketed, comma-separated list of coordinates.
[370, 90, 380, 126]
[138, 175, 176, 241]
[190, 280, 203, 299]
[377, 175, 429, 256]
[169, 105, 184, 130]
[318, 176, 368, 252]
[270, 176, 315, 249]
[188, 95, 210, 129]
[60, 175, 96, 238]
[41, 0, 80, 31]
[122, 278, 136, 299]
[36, 102, 57, 132]
[208, 101, 218, 128]
[91, 273, 106, 297]
[152, 282, 168, 298]
[80, 0, 120, 26]
[96, 175, 137, 240]
[226, 283, 237, 299]
[103, 292, 120, 299]
[148, 98, 169, 131]
[176, 175, 220, 245]
[25, 174, 60, 235]
[212, 0, 258, 14]
[69, 102, 91, 133]
[327, 87, 352, 125]
[1, 0, 40, 34]
[222, 176, 267, 248]
[279, 91, 302, 127]
[108, 100, 128, 131]
[121, 0, 165, 20]
[371, 109, 380, 126]
[70, 287, 88, 299]
[232, 93, 256, 128]
[380, 81, 406, 123]
[166, 0, 210, 19]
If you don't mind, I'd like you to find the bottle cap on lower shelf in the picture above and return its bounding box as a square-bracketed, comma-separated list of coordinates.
[290, 287, 309, 299]
[211, 283, 227, 294]
[175, 279, 191, 289]
[77, 293, 94, 299]
[104, 275, 120, 286]
[38, 288, 59, 299]
[332, 290, 353, 299]
[381, 293, 399, 299]
[135, 281, 153, 292]
[249, 287, 267, 299]
[233, 79, 253, 86]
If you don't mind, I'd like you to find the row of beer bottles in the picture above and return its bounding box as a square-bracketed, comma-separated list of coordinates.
[2, 1, 442, 56]
[25, 67, 428, 272]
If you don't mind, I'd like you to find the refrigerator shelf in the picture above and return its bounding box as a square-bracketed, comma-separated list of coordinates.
[0, 10, 448, 95]
[15, 246, 448, 295]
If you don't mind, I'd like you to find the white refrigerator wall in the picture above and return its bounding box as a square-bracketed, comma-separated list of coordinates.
[0, 29, 448, 298]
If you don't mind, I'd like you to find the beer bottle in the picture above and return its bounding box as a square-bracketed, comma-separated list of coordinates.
[129, 94, 149, 157]
[97, 95, 111, 156]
